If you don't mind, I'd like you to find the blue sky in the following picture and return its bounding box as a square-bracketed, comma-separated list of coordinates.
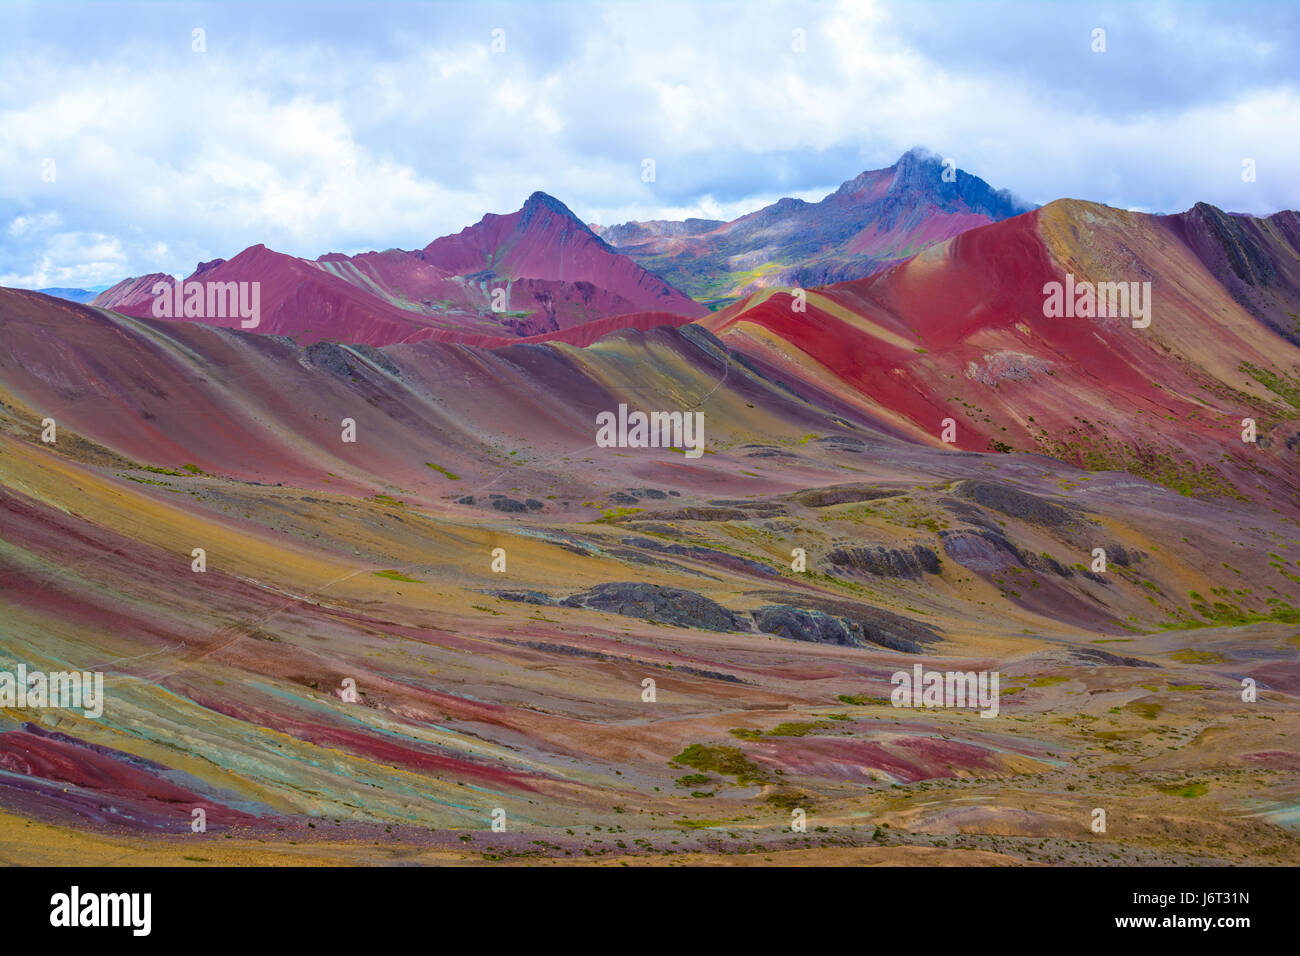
[1, 0, 1297, 288]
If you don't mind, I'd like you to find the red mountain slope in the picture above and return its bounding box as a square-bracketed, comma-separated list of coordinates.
[421, 192, 707, 318]
[91, 193, 706, 345]
[699, 199, 1300, 502]
[92, 245, 442, 345]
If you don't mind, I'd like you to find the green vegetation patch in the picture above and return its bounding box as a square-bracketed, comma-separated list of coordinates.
[838, 694, 890, 706]
[598, 506, 644, 521]
[1240, 362, 1300, 414]
[1155, 782, 1208, 799]
[1169, 648, 1228, 665]
[765, 720, 836, 737]
[765, 788, 811, 811]
[1125, 700, 1164, 720]
[675, 773, 711, 787]
[1033, 431, 1242, 498]
[671, 744, 770, 785]
[374, 569, 421, 583]
[1022, 675, 1071, 688]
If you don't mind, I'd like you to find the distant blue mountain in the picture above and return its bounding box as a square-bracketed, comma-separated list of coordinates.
[37, 286, 106, 303]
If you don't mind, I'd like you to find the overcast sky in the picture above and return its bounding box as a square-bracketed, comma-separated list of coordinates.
[2, 0, 1297, 289]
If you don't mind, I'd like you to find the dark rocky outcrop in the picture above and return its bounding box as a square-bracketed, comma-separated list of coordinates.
[485, 580, 943, 652]
[457, 495, 542, 513]
[814, 435, 868, 453]
[628, 487, 670, 499]
[643, 507, 750, 522]
[828, 544, 941, 578]
[795, 486, 901, 508]
[954, 479, 1081, 529]
[939, 528, 1024, 572]
[486, 590, 555, 605]
[937, 497, 1002, 531]
[352, 344, 402, 377]
[621, 537, 777, 577]
[608, 488, 676, 505]
[1071, 646, 1159, 669]
[304, 341, 354, 376]
[1102, 544, 1138, 567]
[941, 527, 1077, 579]
[751, 606, 860, 647]
[837, 604, 942, 653]
[745, 446, 798, 460]
[560, 582, 742, 632]
[1023, 551, 1072, 577]
[747, 592, 943, 653]
[750, 604, 937, 654]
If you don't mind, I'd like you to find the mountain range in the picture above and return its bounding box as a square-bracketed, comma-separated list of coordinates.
[593, 147, 1035, 306]
[92, 191, 706, 346]
[35, 285, 110, 304]
[3, 150, 1300, 865]
[88, 149, 1032, 343]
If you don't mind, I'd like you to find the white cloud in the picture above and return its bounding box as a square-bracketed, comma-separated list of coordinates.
[0, 0, 1296, 288]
